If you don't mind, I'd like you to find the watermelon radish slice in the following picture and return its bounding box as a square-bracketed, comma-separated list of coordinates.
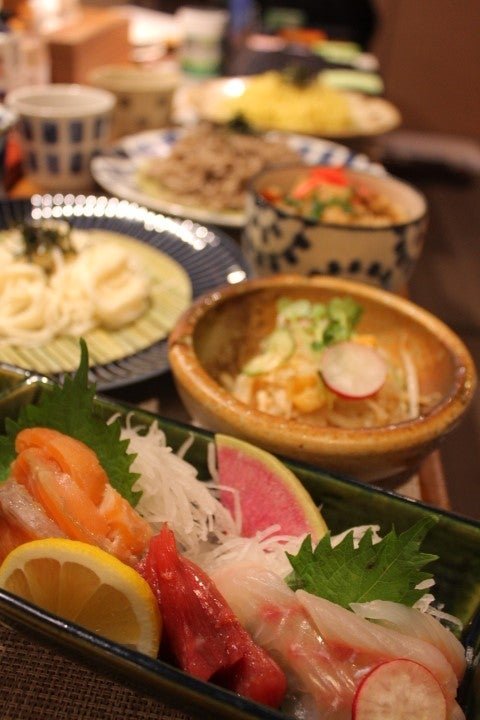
[352, 659, 447, 720]
[320, 340, 387, 399]
[215, 434, 328, 541]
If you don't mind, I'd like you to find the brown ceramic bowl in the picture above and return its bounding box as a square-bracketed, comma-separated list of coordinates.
[168, 275, 477, 485]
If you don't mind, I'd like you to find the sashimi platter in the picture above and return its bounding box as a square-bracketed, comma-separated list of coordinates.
[0, 342, 479, 720]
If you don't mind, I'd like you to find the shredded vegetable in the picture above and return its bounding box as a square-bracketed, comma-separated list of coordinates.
[222, 297, 435, 429]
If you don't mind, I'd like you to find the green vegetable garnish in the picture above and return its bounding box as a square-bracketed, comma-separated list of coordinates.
[277, 296, 362, 351]
[226, 113, 255, 134]
[20, 219, 75, 273]
[286, 517, 438, 608]
[309, 195, 354, 221]
[321, 296, 363, 347]
[0, 340, 141, 506]
[281, 64, 317, 88]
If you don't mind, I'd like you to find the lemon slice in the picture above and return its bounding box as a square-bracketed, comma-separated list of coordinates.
[0, 538, 161, 657]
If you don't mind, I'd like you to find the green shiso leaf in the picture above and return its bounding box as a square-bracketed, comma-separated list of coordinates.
[286, 517, 438, 608]
[0, 340, 141, 506]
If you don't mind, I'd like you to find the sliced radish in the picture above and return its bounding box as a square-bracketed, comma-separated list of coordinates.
[352, 659, 447, 720]
[320, 340, 387, 399]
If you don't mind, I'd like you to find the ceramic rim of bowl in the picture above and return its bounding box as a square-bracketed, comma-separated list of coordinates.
[88, 66, 180, 93]
[248, 163, 428, 231]
[5, 84, 116, 118]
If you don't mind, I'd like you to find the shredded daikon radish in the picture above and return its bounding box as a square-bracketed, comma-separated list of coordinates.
[331, 524, 382, 547]
[193, 526, 307, 578]
[414, 592, 463, 628]
[118, 417, 443, 621]
[120, 418, 237, 553]
[401, 348, 420, 419]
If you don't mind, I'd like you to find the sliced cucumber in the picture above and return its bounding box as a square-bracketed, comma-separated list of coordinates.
[242, 328, 295, 376]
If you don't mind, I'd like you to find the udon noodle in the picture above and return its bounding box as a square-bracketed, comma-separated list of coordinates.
[0, 227, 150, 347]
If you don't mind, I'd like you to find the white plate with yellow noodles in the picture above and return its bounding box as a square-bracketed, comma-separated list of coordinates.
[0, 194, 250, 388]
[176, 72, 401, 139]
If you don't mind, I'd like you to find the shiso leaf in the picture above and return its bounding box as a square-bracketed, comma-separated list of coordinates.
[0, 340, 141, 506]
[286, 517, 438, 608]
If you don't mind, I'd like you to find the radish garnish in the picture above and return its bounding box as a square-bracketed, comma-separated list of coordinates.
[320, 340, 387, 399]
[352, 659, 447, 720]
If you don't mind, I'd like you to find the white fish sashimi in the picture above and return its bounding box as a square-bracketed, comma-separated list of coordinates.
[213, 563, 465, 720]
[298, 590, 460, 715]
[213, 563, 365, 720]
[350, 599, 466, 680]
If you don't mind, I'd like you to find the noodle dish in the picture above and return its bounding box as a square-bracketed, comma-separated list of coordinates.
[137, 122, 302, 213]
[0, 220, 151, 346]
[183, 71, 402, 138]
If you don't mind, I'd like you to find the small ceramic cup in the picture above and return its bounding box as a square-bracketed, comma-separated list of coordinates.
[176, 6, 229, 77]
[5, 83, 115, 191]
[88, 65, 179, 139]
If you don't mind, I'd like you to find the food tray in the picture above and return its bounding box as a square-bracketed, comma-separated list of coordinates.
[0, 374, 479, 720]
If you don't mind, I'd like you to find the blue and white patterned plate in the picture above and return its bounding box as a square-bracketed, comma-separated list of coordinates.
[0, 194, 250, 390]
[91, 128, 385, 228]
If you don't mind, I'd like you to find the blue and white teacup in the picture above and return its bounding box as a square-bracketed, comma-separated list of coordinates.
[5, 83, 115, 192]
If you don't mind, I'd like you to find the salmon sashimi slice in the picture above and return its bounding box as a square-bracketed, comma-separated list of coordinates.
[99, 484, 152, 563]
[15, 428, 107, 505]
[297, 590, 460, 715]
[11, 429, 152, 566]
[11, 448, 112, 549]
[0, 478, 65, 563]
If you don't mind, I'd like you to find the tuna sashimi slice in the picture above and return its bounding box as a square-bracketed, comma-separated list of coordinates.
[138, 525, 286, 708]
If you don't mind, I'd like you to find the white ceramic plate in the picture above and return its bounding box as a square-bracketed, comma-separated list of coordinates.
[91, 127, 384, 228]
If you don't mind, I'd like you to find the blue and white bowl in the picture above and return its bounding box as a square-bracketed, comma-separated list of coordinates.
[5, 84, 115, 192]
[242, 164, 428, 292]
